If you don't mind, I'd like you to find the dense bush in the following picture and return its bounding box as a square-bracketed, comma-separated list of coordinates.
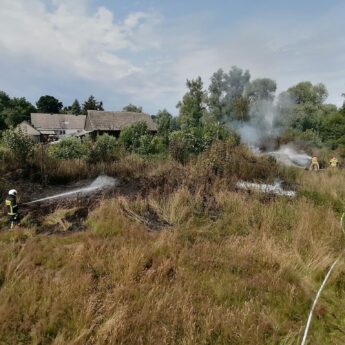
[169, 131, 194, 164]
[2, 129, 34, 161]
[86, 134, 118, 163]
[118, 122, 165, 156]
[119, 122, 150, 152]
[49, 137, 85, 160]
[169, 123, 239, 163]
[137, 135, 165, 155]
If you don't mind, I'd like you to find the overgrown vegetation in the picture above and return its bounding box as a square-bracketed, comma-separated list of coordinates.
[0, 153, 345, 344]
[0, 67, 345, 345]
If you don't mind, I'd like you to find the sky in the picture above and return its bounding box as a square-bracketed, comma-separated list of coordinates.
[0, 0, 344, 114]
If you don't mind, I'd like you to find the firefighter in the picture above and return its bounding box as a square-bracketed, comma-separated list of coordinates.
[5, 189, 19, 229]
[329, 156, 338, 168]
[310, 156, 320, 171]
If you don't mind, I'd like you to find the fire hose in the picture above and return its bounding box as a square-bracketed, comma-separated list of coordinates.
[300, 212, 345, 345]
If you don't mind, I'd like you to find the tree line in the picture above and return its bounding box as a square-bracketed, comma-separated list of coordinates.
[0, 93, 106, 130]
[172, 66, 345, 150]
[1, 65, 345, 152]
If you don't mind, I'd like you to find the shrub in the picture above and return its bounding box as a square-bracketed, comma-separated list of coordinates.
[119, 122, 150, 152]
[48, 137, 85, 160]
[169, 124, 238, 164]
[169, 131, 193, 163]
[137, 135, 165, 155]
[87, 134, 118, 163]
[2, 129, 34, 161]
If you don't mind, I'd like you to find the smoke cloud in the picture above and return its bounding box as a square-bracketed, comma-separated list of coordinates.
[229, 93, 311, 167]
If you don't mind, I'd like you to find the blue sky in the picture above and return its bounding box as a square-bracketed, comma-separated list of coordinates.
[0, 0, 344, 114]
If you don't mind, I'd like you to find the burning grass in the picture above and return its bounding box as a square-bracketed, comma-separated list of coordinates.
[1, 146, 345, 344]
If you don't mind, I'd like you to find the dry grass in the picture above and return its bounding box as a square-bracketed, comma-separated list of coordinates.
[1, 151, 345, 344]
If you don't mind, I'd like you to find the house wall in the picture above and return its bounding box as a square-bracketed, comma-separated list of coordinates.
[30, 135, 41, 143]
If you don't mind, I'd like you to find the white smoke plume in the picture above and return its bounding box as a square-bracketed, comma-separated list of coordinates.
[230, 96, 311, 167]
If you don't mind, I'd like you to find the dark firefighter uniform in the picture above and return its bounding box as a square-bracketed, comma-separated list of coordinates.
[5, 194, 19, 228]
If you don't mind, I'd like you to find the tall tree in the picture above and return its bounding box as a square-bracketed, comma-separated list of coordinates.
[0, 91, 11, 130]
[208, 66, 251, 122]
[82, 95, 104, 115]
[277, 82, 330, 132]
[287, 82, 328, 105]
[2, 97, 36, 128]
[122, 104, 143, 113]
[245, 78, 277, 102]
[70, 99, 82, 115]
[232, 96, 250, 121]
[177, 76, 207, 128]
[154, 109, 180, 145]
[36, 95, 63, 113]
[224, 66, 251, 103]
[208, 69, 227, 122]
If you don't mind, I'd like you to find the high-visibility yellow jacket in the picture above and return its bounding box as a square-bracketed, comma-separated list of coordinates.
[311, 157, 318, 164]
[5, 195, 18, 216]
[330, 158, 338, 167]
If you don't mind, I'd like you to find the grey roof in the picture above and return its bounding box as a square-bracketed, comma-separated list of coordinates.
[85, 110, 157, 131]
[31, 113, 86, 130]
[16, 121, 40, 136]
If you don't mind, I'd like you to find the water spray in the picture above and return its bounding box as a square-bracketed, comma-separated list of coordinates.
[23, 176, 118, 205]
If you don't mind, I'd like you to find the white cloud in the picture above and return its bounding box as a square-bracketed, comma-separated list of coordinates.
[0, 0, 160, 85]
[0, 0, 344, 113]
[169, 7, 345, 107]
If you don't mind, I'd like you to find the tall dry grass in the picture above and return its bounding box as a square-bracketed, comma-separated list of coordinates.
[1, 143, 345, 344]
[1, 165, 345, 344]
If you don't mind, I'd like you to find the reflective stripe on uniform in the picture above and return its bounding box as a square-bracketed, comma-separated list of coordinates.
[5, 199, 16, 215]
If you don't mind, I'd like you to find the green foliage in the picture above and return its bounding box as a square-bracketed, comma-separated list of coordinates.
[168, 131, 192, 163]
[208, 67, 251, 123]
[122, 104, 143, 113]
[87, 134, 118, 163]
[245, 78, 277, 102]
[119, 121, 150, 152]
[154, 109, 179, 146]
[2, 129, 34, 161]
[231, 96, 250, 121]
[320, 111, 345, 149]
[49, 137, 85, 160]
[287, 81, 328, 105]
[82, 95, 103, 115]
[169, 123, 237, 163]
[47, 135, 119, 163]
[137, 135, 165, 155]
[116, 122, 165, 156]
[281, 128, 322, 148]
[2, 97, 36, 128]
[63, 99, 82, 115]
[0, 91, 11, 130]
[0, 91, 36, 129]
[177, 76, 207, 128]
[208, 69, 227, 122]
[36, 95, 63, 113]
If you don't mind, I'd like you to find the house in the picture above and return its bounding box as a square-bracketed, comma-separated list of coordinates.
[16, 121, 41, 142]
[31, 113, 86, 140]
[16, 111, 157, 142]
[85, 110, 157, 138]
